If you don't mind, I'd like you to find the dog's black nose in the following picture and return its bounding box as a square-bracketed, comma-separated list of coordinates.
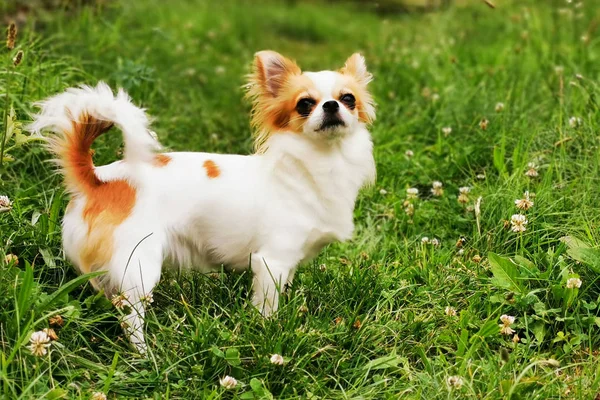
[322, 100, 339, 113]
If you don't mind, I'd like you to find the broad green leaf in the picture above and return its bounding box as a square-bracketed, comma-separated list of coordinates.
[566, 247, 600, 273]
[46, 388, 67, 400]
[532, 322, 545, 344]
[456, 328, 469, 357]
[363, 353, 407, 371]
[211, 345, 224, 358]
[36, 270, 105, 315]
[493, 139, 506, 176]
[514, 255, 535, 270]
[560, 236, 600, 273]
[488, 253, 523, 294]
[250, 378, 273, 398]
[48, 193, 63, 238]
[471, 319, 499, 341]
[39, 248, 56, 268]
[17, 262, 35, 318]
[225, 348, 241, 366]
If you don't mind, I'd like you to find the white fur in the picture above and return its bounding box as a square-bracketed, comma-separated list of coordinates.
[30, 76, 376, 353]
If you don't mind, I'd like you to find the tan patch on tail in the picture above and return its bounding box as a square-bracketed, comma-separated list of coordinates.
[203, 160, 220, 178]
[50, 113, 137, 276]
[154, 153, 172, 167]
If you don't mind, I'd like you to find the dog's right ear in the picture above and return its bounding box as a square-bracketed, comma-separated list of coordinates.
[251, 51, 301, 97]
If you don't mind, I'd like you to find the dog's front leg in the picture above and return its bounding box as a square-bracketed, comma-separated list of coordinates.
[250, 252, 296, 317]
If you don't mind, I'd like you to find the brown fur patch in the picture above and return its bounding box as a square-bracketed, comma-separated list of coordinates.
[154, 153, 172, 167]
[203, 160, 220, 178]
[339, 54, 376, 124]
[246, 51, 304, 152]
[50, 113, 137, 278]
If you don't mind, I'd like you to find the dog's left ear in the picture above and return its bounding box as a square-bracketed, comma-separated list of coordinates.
[341, 53, 373, 86]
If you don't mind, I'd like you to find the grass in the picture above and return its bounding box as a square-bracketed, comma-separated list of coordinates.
[1, 0, 600, 398]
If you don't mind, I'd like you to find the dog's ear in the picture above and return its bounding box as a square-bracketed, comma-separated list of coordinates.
[341, 53, 372, 86]
[252, 51, 301, 97]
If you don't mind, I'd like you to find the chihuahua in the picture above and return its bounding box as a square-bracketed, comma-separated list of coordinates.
[29, 51, 376, 352]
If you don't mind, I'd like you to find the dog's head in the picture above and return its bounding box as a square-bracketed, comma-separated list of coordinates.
[247, 51, 375, 152]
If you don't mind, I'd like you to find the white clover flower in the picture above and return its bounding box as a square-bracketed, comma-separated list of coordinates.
[479, 119, 489, 130]
[447, 375, 464, 389]
[140, 292, 154, 307]
[431, 238, 440, 247]
[499, 315, 516, 335]
[554, 65, 564, 74]
[458, 194, 469, 204]
[457, 187, 470, 204]
[405, 150, 414, 158]
[421, 237, 430, 244]
[566, 277, 582, 289]
[457, 248, 465, 255]
[4, 254, 18, 265]
[442, 126, 452, 136]
[510, 214, 528, 233]
[220, 375, 238, 389]
[500, 326, 515, 336]
[476, 173, 486, 180]
[270, 354, 285, 365]
[445, 306, 457, 316]
[379, 188, 388, 195]
[495, 102, 505, 112]
[28, 331, 51, 356]
[406, 187, 419, 200]
[111, 292, 130, 309]
[515, 191, 534, 210]
[431, 181, 444, 197]
[0, 195, 12, 213]
[90, 392, 107, 400]
[431, 93, 440, 102]
[568, 116, 582, 128]
[525, 162, 539, 177]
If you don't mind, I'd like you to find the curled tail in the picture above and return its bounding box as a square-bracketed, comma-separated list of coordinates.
[28, 82, 160, 193]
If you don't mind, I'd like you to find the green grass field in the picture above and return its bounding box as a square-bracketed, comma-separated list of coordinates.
[2, 0, 600, 398]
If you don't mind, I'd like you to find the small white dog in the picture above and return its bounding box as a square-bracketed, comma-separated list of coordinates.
[30, 51, 376, 352]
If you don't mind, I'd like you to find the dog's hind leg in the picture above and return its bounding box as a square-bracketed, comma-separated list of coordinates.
[107, 231, 164, 354]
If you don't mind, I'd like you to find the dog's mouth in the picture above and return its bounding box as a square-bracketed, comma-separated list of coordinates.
[318, 118, 346, 131]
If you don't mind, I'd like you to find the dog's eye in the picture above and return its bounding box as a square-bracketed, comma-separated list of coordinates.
[340, 94, 356, 109]
[296, 98, 316, 117]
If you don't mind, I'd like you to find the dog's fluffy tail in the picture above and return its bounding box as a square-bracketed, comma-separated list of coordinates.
[28, 82, 159, 193]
